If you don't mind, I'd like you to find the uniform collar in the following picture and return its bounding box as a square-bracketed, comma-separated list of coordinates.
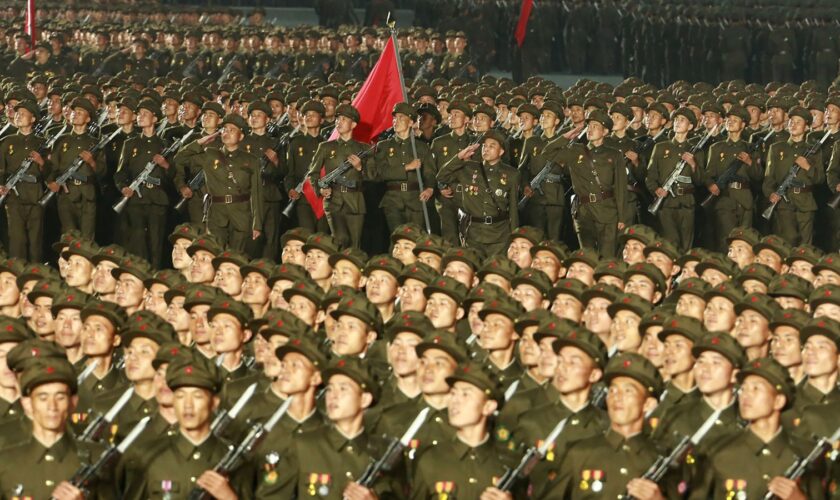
[173, 431, 216, 459]
[325, 425, 368, 452]
[604, 428, 648, 454]
[744, 427, 788, 458]
[28, 433, 75, 463]
[450, 433, 494, 462]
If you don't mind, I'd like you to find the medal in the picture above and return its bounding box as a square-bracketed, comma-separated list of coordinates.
[579, 470, 591, 490]
[591, 470, 604, 492]
[494, 188, 503, 197]
[7, 145, 12, 156]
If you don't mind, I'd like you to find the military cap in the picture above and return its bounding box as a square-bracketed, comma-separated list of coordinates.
[726, 226, 761, 247]
[13, 100, 39, 118]
[391, 102, 416, 119]
[7, 339, 65, 373]
[27, 279, 64, 302]
[608, 293, 653, 318]
[585, 109, 613, 130]
[786, 244, 823, 266]
[563, 248, 600, 271]
[625, 95, 647, 109]
[21, 358, 77, 396]
[0, 317, 32, 344]
[80, 299, 127, 329]
[670, 107, 696, 128]
[643, 239, 680, 262]
[548, 278, 587, 303]
[509, 226, 545, 247]
[69, 96, 96, 118]
[441, 247, 482, 271]
[671, 278, 710, 300]
[390, 223, 423, 244]
[735, 263, 776, 288]
[701, 101, 725, 116]
[183, 284, 218, 310]
[0, 257, 25, 276]
[787, 106, 811, 124]
[61, 239, 99, 261]
[117, 96, 139, 113]
[482, 129, 506, 149]
[477, 255, 518, 281]
[825, 95, 840, 111]
[385, 311, 434, 342]
[297, 99, 326, 116]
[166, 354, 222, 393]
[121, 312, 175, 346]
[657, 315, 705, 343]
[737, 357, 795, 407]
[281, 227, 313, 247]
[247, 100, 271, 117]
[446, 362, 502, 402]
[303, 232, 340, 255]
[552, 327, 609, 368]
[530, 240, 568, 264]
[211, 249, 249, 269]
[517, 103, 540, 118]
[323, 357, 379, 401]
[51, 290, 89, 316]
[416, 331, 467, 363]
[692, 332, 746, 368]
[676, 247, 711, 268]
[695, 255, 737, 279]
[335, 103, 360, 123]
[478, 295, 525, 321]
[769, 308, 810, 331]
[416, 102, 441, 122]
[364, 254, 403, 279]
[742, 94, 766, 112]
[187, 235, 223, 258]
[514, 309, 558, 334]
[328, 247, 369, 271]
[735, 293, 779, 320]
[207, 295, 253, 325]
[168, 223, 203, 245]
[593, 258, 626, 281]
[111, 256, 153, 283]
[220, 113, 247, 131]
[473, 103, 496, 122]
[581, 283, 621, 305]
[725, 104, 750, 124]
[609, 101, 634, 120]
[646, 102, 669, 119]
[412, 234, 448, 257]
[447, 101, 472, 117]
[814, 253, 840, 276]
[275, 334, 327, 368]
[768, 274, 812, 301]
[800, 317, 840, 349]
[240, 258, 277, 279]
[624, 262, 667, 292]
[397, 262, 438, 286]
[261, 309, 311, 340]
[199, 101, 224, 117]
[705, 280, 745, 304]
[462, 283, 506, 310]
[540, 100, 565, 119]
[319, 286, 358, 311]
[153, 342, 187, 370]
[51, 230, 83, 254]
[136, 98, 161, 120]
[423, 275, 468, 304]
[810, 284, 840, 309]
[512, 268, 551, 296]
[282, 276, 323, 306]
[604, 352, 663, 397]
[618, 224, 658, 246]
[330, 295, 382, 331]
[90, 244, 129, 266]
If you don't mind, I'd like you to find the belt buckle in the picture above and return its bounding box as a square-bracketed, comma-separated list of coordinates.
[73, 179, 82, 186]
[400, 182, 408, 192]
[483, 215, 493, 224]
[731, 182, 741, 189]
[145, 182, 154, 189]
[339, 185, 348, 193]
[792, 187, 801, 194]
[675, 187, 684, 196]
[588, 193, 597, 203]
[224, 194, 232, 203]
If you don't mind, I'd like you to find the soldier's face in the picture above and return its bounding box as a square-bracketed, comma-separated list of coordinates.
[125, 337, 159, 383]
[48, 94, 62, 115]
[82, 315, 117, 356]
[166, 297, 190, 333]
[694, 351, 736, 395]
[65, 255, 93, 288]
[675, 294, 705, 321]
[398, 278, 427, 313]
[448, 109, 467, 130]
[770, 325, 802, 368]
[768, 107, 785, 126]
[154, 364, 173, 406]
[468, 301, 484, 336]
[727, 241, 755, 270]
[640, 326, 665, 368]
[136, 108, 156, 129]
[424, 293, 460, 329]
[278, 352, 319, 395]
[814, 270, 840, 289]
[586, 121, 607, 142]
[325, 374, 370, 422]
[507, 238, 533, 269]
[190, 251, 216, 284]
[700, 268, 729, 288]
[248, 110, 268, 130]
[0, 272, 19, 307]
[825, 104, 840, 126]
[703, 297, 736, 332]
[336, 115, 354, 135]
[221, 124, 243, 147]
[213, 263, 243, 297]
[597, 274, 623, 291]
[70, 107, 90, 126]
[671, 115, 692, 135]
[786, 116, 808, 137]
[531, 251, 562, 282]
[473, 113, 492, 133]
[518, 112, 536, 132]
[537, 337, 558, 379]
[302, 110, 322, 130]
[392, 112, 412, 134]
[662, 334, 694, 378]
[480, 138, 503, 163]
[0, 342, 16, 390]
[448, 381, 494, 429]
[171, 239, 193, 271]
[54, 308, 83, 349]
[621, 239, 645, 266]
[288, 295, 318, 327]
[814, 303, 840, 322]
[174, 387, 217, 431]
[554, 345, 599, 394]
[330, 260, 362, 289]
[388, 332, 422, 377]
[480, 312, 517, 351]
[269, 280, 293, 310]
[567, 263, 595, 287]
[13, 108, 34, 129]
[25, 382, 75, 434]
[625, 275, 658, 303]
[802, 335, 838, 379]
[516, 327, 540, 368]
[332, 315, 373, 356]
[116, 274, 145, 309]
[391, 239, 417, 265]
[551, 294, 582, 323]
[810, 109, 824, 129]
[787, 260, 815, 284]
[610, 112, 628, 132]
[30, 297, 55, 337]
[738, 375, 784, 421]
[144, 284, 169, 318]
[418, 349, 457, 394]
[512, 284, 544, 313]
[725, 116, 744, 134]
[755, 250, 783, 274]
[606, 376, 649, 426]
[582, 298, 611, 336]
[304, 249, 332, 281]
[20, 281, 36, 319]
[210, 312, 246, 354]
[417, 251, 441, 271]
[443, 261, 474, 288]
[366, 270, 398, 306]
[610, 310, 642, 353]
[242, 273, 270, 306]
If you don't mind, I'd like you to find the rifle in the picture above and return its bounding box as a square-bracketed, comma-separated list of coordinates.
[187, 396, 294, 500]
[618, 407, 723, 500]
[0, 127, 67, 207]
[76, 359, 99, 385]
[260, 125, 298, 185]
[217, 53, 243, 84]
[88, 107, 109, 137]
[518, 127, 587, 210]
[50, 416, 150, 499]
[266, 112, 290, 137]
[761, 425, 840, 500]
[173, 130, 222, 210]
[316, 144, 377, 190]
[648, 124, 719, 215]
[700, 157, 743, 207]
[357, 407, 430, 488]
[497, 416, 569, 491]
[762, 130, 831, 220]
[634, 126, 668, 155]
[209, 382, 257, 437]
[38, 127, 122, 207]
[79, 387, 134, 443]
[113, 130, 196, 213]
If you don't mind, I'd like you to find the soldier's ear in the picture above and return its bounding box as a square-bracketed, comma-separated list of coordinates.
[773, 393, 786, 412]
[360, 391, 373, 410]
[20, 396, 32, 418]
[589, 368, 603, 385]
[729, 369, 739, 385]
[455, 307, 465, 322]
[315, 310, 326, 327]
[541, 299, 550, 310]
[652, 291, 663, 304]
[311, 371, 322, 388]
[358, 275, 367, 289]
[212, 395, 221, 412]
[482, 399, 498, 417]
[642, 396, 658, 415]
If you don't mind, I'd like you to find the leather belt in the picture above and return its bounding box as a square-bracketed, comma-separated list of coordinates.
[466, 213, 508, 225]
[336, 185, 362, 193]
[673, 186, 694, 196]
[728, 182, 746, 190]
[791, 186, 813, 194]
[210, 194, 250, 204]
[578, 190, 614, 205]
[386, 181, 420, 192]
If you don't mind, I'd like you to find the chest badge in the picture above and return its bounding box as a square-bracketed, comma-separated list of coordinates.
[591, 470, 604, 492]
[329, 149, 336, 159]
[246, 144, 251, 154]
[663, 149, 670, 159]
[298, 146, 304, 157]
[442, 146, 448, 156]
[132, 148, 138, 158]
[388, 147, 395, 157]
[434, 481, 455, 500]
[62, 142, 68, 153]
[213, 159, 220, 170]
[7, 145, 12, 156]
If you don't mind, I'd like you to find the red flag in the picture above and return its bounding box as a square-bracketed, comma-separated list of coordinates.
[514, 0, 534, 48]
[24, 0, 36, 52]
[302, 37, 403, 218]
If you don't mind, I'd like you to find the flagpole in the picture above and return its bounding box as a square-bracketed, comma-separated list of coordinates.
[387, 15, 432, 235]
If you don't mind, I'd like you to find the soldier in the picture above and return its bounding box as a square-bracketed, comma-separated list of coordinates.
[206, 296, 255, 386]
[431, 101, 474, 246]
[45, 97, 106, 238]
[0, 317, 33, 425]
[307, 104, 372, 249]
[373, 102, 435, 234]
[438, 130, 520, 256]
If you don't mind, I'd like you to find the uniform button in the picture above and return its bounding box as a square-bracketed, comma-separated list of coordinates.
[762, 474, 770, 481]
[469, 454, 476, 460]
[468, 477, 477, 484]
[761, 448, 770, 456]
[571, 418, 579, 426]
[622, 445, 630, 452]
[347, 446, 353, 453]
[191, 476, 196, 483]
[44, 454, 54, 462]
[432, 440, 438, 445]
[8, 409, 14, 415]
[96, 384, 103, 390]
[45, 480, 54, 487]
[143, 407, 150, 414]
[192, 451, 201, 460]
[345, 472, 353, 479]
[619, 468, 628, 475]
[434, 417, 442, 423]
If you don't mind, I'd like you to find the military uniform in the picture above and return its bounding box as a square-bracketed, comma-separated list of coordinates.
[0, 130, 49, 261]
[241, 129, 286, 260]
[431, 128, 473, 245]
[286, 130, 329, 233]
[174, 130, 220, 225]
[519, 131, 571, 242]
[373, 132, 435, 234]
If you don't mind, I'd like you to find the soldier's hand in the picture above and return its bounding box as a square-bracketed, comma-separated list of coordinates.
[252, 230, 261, 240]
[617, 222, 625, 230]
[835, 183, 840, 193]
[479, 487, 513, 500]
[196, 470, 238, 500]
[440, 186, 454, 198]
[50, 481, 85, 500]
[767, 477, 807, 500]
[680, 152, 696, 170]
[288, 188, 301, 200]
[348, 154, 363, 171]
[180, 186, 193, 199]
[655, 187, 667, 198]
[458, 143, 480, 160]
[198, 131, 221, 146]
[524, 185, 534, 197]
[321, 187, 332, 198]
[48, 181, 60, 193]
[405, 159, 421, 171]
[0, 186, 7, 196]
[121, 187, 135, 198]
[153, 154, 170, 169]
[563, 124, 584, 140]
[769, 193, 782, 204]
[625, 478, 665, 500]
[265, 148, 279, 165]
[343, 482, 379, 500]
[709, 183, 720, 196]
[736, 151, 752, 165]
[79, 150, 95, 168]
[29, 151, 44, 166]
[419, 187, 433, 202]
[794, 155, 811, 171]
[625, 150, 639, 164]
